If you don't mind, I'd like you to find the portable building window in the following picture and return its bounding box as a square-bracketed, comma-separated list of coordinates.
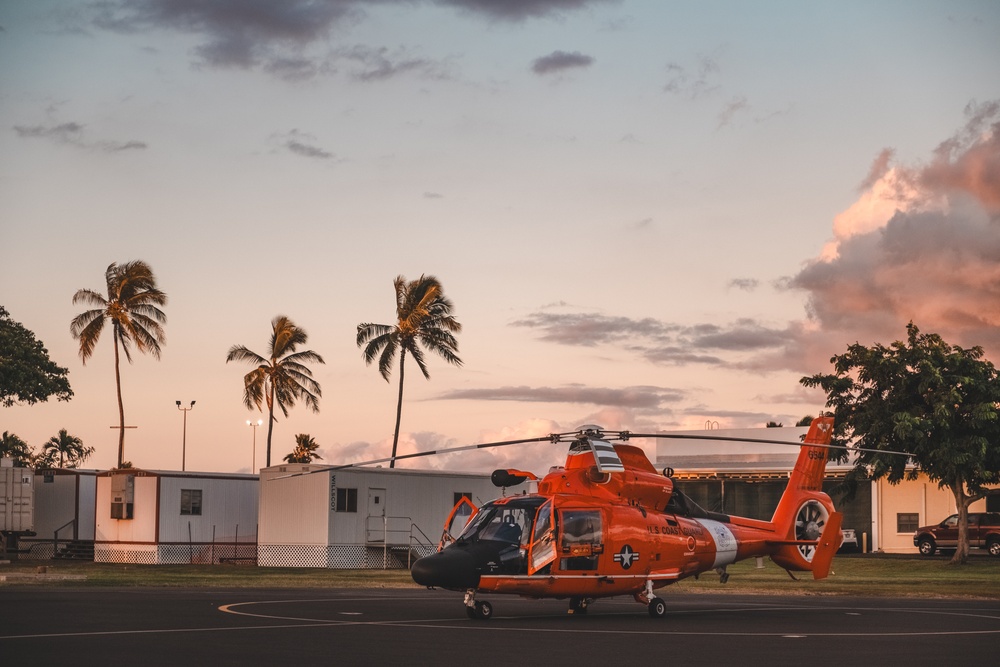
[336, 487, 358, 513]
[453, 492, 472, 506]
[180, 489, 203, 516]
[896, 512, 919, 533]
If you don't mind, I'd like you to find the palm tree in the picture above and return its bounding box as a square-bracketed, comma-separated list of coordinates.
[357, 274, 462, 468]
[283, 433, 323, 464]
[71, 261, 167, 468]
[42, 429, 94, 468]
[226, 316, 324, 467]
[1, 431, 32, 466]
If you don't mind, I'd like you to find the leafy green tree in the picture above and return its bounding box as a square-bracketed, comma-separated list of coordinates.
[226, 316, 324, 468]
[40, 429, 94, 469]
[795, 415, 815, 427]
[71, 261, 167, 468]
[357, 274, 462, 468]
[283, 433, 323, 464]
[0, 306, 73, 407]
[802, 323, 1000, 564]
[0, 431, 31, 466]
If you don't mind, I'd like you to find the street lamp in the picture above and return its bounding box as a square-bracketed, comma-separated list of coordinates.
[247, 419, 263, 472]
[176, 400, 195, 471]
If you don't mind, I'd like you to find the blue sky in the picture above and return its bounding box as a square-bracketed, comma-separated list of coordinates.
[2, 0, 999, 475]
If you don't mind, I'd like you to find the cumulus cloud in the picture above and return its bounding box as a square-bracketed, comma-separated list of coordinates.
[531, 50, 594, 75]
[716, 95, 748, 129]
[787, 99, 1000, 357]
[728, 278, 759, 291]
[13, 121, 147, 152]
[663, 56, 720, 99]
[87, 0, 612, 79]
[510, 311, 796, 367]
[438, 384, 685, 409]
[440, 0, 615, 22]
[273, 129, 336, 160]
[334, 44, 448, 82]
[92, 0, 356, 72]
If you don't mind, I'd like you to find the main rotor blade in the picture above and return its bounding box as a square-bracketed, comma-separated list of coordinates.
[270, 433, 572, 479]
[626, 432, 911, 457]
[271, 426, 910, 481]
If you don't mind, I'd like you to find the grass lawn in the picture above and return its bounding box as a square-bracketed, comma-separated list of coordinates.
[2, 553, 998, 598]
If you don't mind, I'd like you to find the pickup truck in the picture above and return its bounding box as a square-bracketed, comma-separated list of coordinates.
[913, 512, 1000, 556]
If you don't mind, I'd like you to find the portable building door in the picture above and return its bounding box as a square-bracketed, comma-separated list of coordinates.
[366, 488, 386, 543]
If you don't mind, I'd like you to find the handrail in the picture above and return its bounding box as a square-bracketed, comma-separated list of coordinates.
[407, 522, 434, 568]
[53, 518, 78, 554]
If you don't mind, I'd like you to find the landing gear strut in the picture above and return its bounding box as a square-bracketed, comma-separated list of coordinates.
[464, 590, 493, 620]
[637, 579, 668, 618]
[647, 597, 667, 618]
[568, 597, 591, 614]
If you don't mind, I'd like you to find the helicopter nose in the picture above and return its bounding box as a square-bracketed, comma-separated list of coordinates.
[411, 549, 481, 589]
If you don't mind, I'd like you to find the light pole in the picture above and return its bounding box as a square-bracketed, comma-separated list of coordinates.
[176, 400, 195, 471]
[247, 419, 263, 472]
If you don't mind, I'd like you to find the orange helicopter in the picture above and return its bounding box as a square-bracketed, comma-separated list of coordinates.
[410, 416, 843, 619]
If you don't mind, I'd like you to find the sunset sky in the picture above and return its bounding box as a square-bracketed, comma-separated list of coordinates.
[2, 1, 999, 476]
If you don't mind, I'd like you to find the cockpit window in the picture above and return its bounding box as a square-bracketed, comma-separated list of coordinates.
[456, 499, 543, 546]
[559, 509, 603, 570]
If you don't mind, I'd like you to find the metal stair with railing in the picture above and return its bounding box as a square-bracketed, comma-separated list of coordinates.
[53, 540, 94, 561]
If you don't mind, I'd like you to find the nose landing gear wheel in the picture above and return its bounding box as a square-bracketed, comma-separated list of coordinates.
[648, 597, 667, 618]
[467, 600, 493, 620]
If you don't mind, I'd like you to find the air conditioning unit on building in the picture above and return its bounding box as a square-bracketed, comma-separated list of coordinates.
[110, 474, 135, 520]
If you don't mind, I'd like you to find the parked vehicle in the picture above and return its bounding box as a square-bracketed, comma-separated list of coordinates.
[913, 512, 1000, 557]
[839, 528, 859, 552]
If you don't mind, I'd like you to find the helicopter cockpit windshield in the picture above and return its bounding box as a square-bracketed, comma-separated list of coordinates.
[455, 498, 544, 547]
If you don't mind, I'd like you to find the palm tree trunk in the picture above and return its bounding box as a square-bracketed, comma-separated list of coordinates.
[265, 384, 275, 468]
[390, 348, 406, 468]
[114, 332, 126, 468]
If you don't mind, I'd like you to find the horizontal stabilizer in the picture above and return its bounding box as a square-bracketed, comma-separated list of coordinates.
[810, 511, 843, 580]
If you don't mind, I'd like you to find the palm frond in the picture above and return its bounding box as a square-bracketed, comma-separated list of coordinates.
[226, 345, 267, 365]
[377, 338, 398, 381]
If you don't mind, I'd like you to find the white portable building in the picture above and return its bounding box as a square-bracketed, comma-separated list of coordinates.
[94, 469, 258, 564]
[19, 468, 98, 559]
[258, 464, 510, 568]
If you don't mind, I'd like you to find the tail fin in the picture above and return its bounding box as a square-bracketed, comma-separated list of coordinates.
[770, 417, 842, 576]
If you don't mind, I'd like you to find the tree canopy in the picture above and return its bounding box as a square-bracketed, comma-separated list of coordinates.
[1, 431, 32, 466]
[0, 306, 73, 407]
[227, 316, 324, 467]
[283, 433, 323, 464]
[71, 261, 167, 468]
[802, 323, 1000, 563]
[357, 274, 462, 468]
[38, 429, 94, 469]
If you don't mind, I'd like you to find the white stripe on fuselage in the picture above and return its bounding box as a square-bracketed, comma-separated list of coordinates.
[694, 518, 738, 569]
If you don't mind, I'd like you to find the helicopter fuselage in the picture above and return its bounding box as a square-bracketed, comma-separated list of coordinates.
[411, 417, 842, 618]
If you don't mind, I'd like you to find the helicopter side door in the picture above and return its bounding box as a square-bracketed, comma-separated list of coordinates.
[437, 495, 478, 551]
[557, 508, 604, 571]
[527, 499, 556, 574]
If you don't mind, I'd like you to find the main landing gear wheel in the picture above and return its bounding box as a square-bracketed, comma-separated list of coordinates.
[568, 597, 590, 615]
[647, 597, 667, 618]
[466, 600, 493, 620]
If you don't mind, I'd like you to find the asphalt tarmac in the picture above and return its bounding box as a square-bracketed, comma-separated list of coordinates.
[2, 587, 997, 666]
